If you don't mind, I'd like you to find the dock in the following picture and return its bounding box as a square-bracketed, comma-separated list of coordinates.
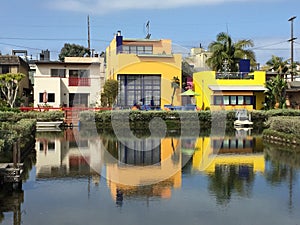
[0, 163, 24, 184]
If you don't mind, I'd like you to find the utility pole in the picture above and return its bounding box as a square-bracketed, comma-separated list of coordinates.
[87, 15, 91, 56]
[288, 16, 297, 81]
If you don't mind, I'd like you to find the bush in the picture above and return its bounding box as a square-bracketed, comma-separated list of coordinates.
[0, 119, 36, 153]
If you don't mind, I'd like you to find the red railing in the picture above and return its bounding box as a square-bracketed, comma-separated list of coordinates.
[19, 107, 112, 112]
[68, 77, 91, 86]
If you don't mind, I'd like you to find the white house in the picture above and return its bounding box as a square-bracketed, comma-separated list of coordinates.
[34, 56, 105, 107]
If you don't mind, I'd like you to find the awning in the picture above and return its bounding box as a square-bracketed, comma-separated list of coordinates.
[208, 85, 267, 91]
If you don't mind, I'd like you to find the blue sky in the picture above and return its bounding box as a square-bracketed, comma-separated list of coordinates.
[0, 0, 299, 65]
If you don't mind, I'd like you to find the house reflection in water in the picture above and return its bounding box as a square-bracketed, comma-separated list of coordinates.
[192, 130, 265, 173]
[35, 129, 103, 184]
[105, 137, 182, 206]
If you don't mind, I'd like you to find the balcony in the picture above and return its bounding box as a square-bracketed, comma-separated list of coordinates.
[216, 72, 254, 80]
[68, 77, 90, 86]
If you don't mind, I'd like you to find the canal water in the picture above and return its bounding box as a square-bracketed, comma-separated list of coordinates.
[1, 128, 300, 225]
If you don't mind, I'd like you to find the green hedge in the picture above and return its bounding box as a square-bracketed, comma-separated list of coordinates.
[0, 119, 36, 154]
[80, 110, 235, 134]
[0, 111, 64, 122]
[263, 116, 300, 146]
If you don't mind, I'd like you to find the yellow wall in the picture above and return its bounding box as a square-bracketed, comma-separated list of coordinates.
[106, 38, 182, 108]
[192, 136, 265, 173]
[105, 137, 182, 201]
[193, 71, 266, 110]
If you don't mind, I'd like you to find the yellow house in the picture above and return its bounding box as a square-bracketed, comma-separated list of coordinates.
[106, 31, 182, 109]
[193, 71, 266, 110]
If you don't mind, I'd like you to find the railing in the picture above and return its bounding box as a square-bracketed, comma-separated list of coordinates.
[216, 72, 254, 80]
[19, 107, 112, 112]
[68, 77, 91, 86]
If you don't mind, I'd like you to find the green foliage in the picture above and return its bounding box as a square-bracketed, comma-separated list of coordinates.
[101, 80, 118, 107]
[0, 111, 64, 122]
[0, 119, 36, 153]
[265, 116, 300, 137]
[0, 73, 25, 108]
[206, 32, 256, 72]
[59, 43, 90, 61]
[264, 74, 287, 109]
[266, 55, 289, 75]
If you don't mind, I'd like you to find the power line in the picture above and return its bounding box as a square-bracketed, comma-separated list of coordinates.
[0, 37, 110, 42]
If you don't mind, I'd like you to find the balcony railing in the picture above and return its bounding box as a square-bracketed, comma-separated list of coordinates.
[216, 72, 254, 80]
[68, 77, 90, 86]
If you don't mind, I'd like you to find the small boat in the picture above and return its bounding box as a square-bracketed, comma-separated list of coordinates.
[36, 121, 63, 130]
[234, 119, 253, 127]
[234, 109, 253, 127]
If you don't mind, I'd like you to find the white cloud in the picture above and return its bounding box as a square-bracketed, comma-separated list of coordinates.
[47, 0, 268, 14]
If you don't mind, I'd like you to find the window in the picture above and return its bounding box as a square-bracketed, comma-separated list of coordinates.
[118, 139, 161, 166]
[244, 96, 252, 105]
[230, 96, 237, 105]
[69, 93, 89, 107]
[0, 65, 9, 74]
[51, 69, 66, 78]
[223, 96, 229, 105]
[39, 93, 55, 103]
[237, 96, 244, 105]
[122, 45, 153, 54]
[69, 70, 89, 78]
[213, 95, 254, 106]
[117, 75, 161, 108]
[214, 96, 223, 105]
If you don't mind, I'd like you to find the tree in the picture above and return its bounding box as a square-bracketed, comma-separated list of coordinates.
[206, 32, 256, 72]
[101, 80, 118, 107]
[59, 43, 90, 61]
[0, 73, 25, 108]
[266, 55, 289, 77]
[264, 74, 287, 109]
[171, 76, 180, 106]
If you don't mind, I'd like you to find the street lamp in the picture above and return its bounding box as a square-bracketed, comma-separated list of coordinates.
[288, 16, 297, 81]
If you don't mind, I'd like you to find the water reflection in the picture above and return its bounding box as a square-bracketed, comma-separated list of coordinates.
[0, 150, 35, 225]
[34, 128, 268, 207]
[2, 128, 300, 224]
[264, 142, 299, 211]
[35, 129, 102, 184]
[190, 129, 264, 205]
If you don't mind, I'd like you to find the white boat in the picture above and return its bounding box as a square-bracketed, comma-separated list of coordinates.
[234, 119, 253, 127]
[36, 121, 63, 128]
[234, 109, 253, 127]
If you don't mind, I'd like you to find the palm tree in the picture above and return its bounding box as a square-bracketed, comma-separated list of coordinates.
[171, 76, 180, 105]
[206, 32, 256, 72]
[266, 55, 289, 77]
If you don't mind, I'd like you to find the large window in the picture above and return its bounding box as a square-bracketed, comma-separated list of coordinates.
[117, 75, 161, 108]
[122, 45, 153, 54]
[213, 95, 254, 105]
[51, 69, 66, 78]
[118, 139, 161, 166]
[69, 93, 89, 107]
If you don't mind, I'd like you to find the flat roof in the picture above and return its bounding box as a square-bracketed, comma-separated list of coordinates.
[123, 38, 161, 42]
[208, 85, 267, 91]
